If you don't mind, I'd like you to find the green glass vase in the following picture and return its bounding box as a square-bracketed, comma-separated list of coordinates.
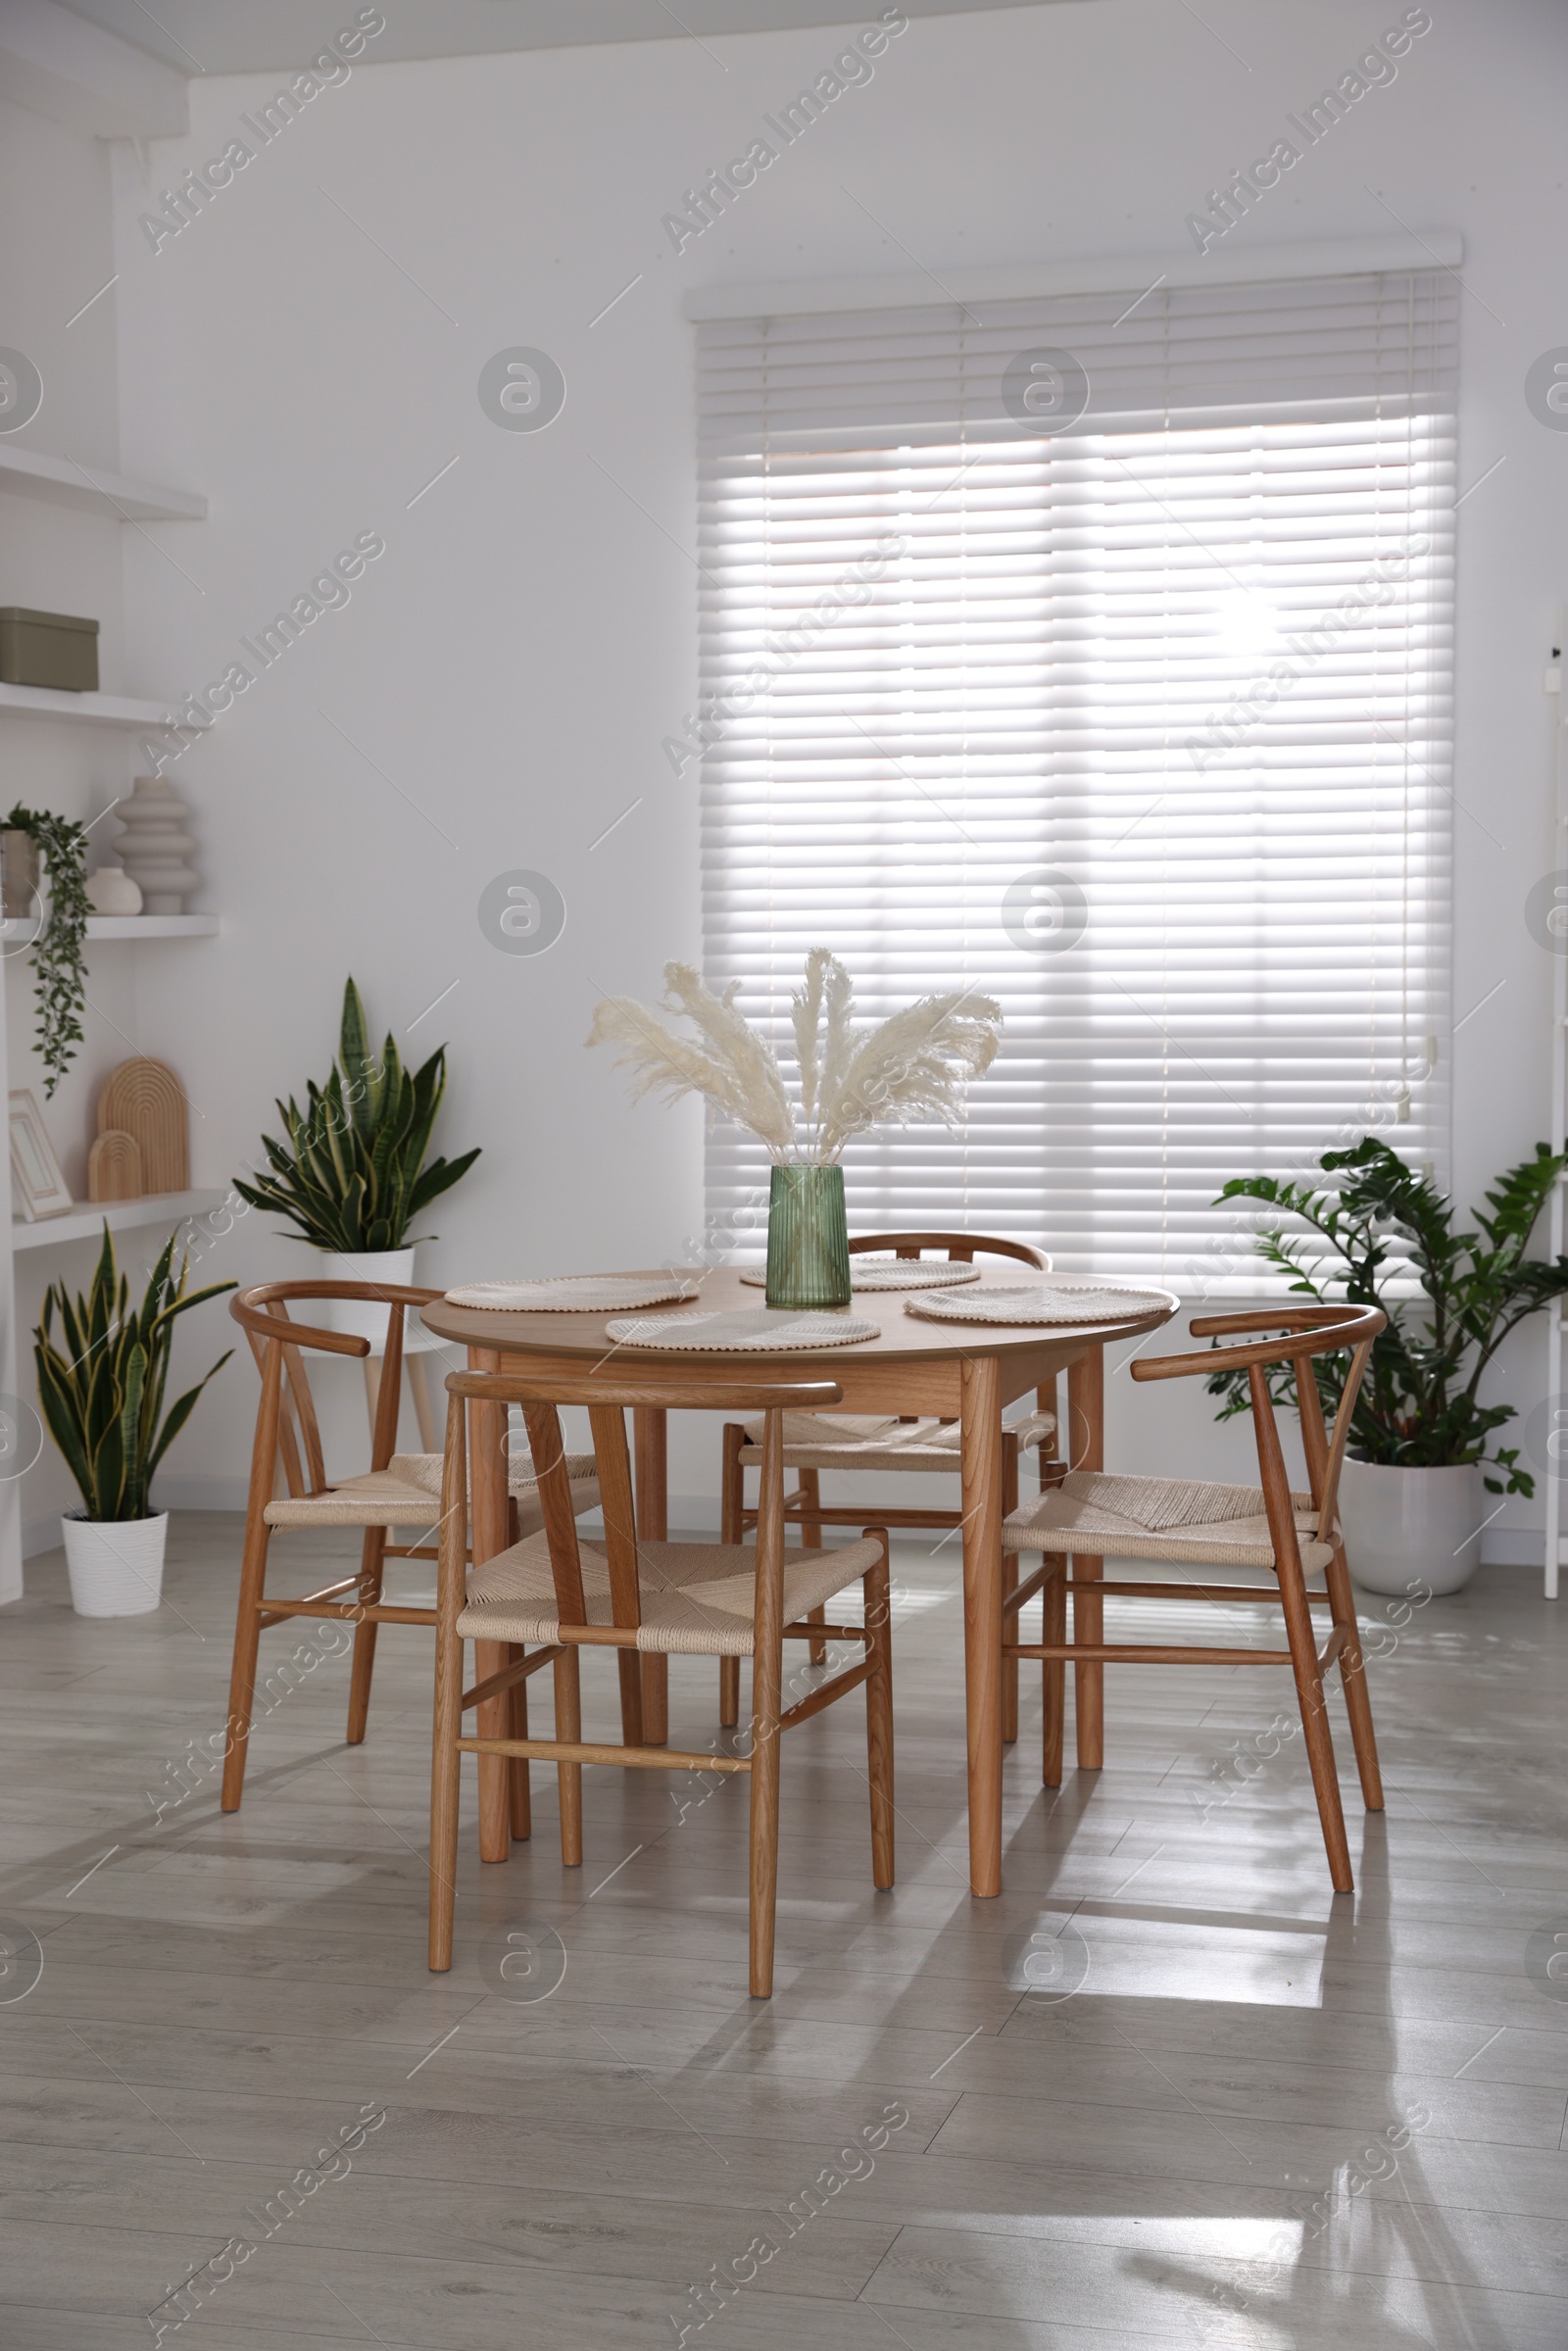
[764, 1164, 852, 1309]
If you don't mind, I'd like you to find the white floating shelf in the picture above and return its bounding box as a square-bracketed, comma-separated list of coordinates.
[1, 914, 220, 943]
[0, 682, 175, 729]
[0, 445, 206, 522]
[12, 1188, 230, 1253]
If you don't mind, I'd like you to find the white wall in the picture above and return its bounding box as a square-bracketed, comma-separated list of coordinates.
[8, 0, 1560, 1552]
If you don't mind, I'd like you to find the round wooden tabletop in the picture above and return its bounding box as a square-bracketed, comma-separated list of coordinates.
[419, 1266, 1179, 1366]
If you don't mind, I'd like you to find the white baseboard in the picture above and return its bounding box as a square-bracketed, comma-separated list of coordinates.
[151, 1474, 252, 1516]
[16, 1490, 1554, 1572]
[1479, 1530, 1550, 1569]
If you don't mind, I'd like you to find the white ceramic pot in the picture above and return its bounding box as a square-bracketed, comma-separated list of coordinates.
[316, 1247, 417, 1347]
[62, 1510, 168, 1617]
[86, 863, 143, 915]
[1337, 1458, 1486, 1597]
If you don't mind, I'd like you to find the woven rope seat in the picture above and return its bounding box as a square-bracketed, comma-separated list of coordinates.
[735, 1407, 1057, 1474]
[265, 1449, 599, 1531]
[458, 1530, 883, 1657]
[1003, 1469, 1334, 1572]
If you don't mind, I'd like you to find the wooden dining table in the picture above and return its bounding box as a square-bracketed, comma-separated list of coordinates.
[420, 1269, 1177, 1897]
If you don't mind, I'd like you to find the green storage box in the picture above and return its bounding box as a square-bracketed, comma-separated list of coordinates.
[0, 608, 100, 693]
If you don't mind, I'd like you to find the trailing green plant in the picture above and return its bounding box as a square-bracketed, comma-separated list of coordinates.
[1206, 1135, 1568, 1495]
[3, 803, 89, 1095]
[231, 977, 481, 1252]
[35, 1225, 235, 1521]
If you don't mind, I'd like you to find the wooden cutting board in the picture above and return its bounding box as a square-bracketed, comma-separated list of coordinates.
[98, 1058, 188, 1193]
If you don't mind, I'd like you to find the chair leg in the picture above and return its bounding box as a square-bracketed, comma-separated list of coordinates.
[507, 1645, 531, 1840]
[220, 1513, 273, 1812]
[1042, 1558, 1066, 1788]
[720, 1421, 746, 1723]
[554, 1648, 583, 1867]
[1002, 1434, 1020, 1743]
[1277, 1552, 1353, 1891]
[862, 1532, 895, 1889]
[428, 1626, 463, 1974]
[345, 1527, 386, 1745]
[642, 1657, 669, 1745]
[1323, 1539, 1384, 1811]
[800, 1470, 827, 1665]
[1070, 1553, 1104, 1769]
[617, 1650, 646, 1747]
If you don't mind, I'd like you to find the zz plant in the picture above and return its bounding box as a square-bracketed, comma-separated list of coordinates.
[3, 803, 89, 1095]
[1207, 1135, 1568, 1496]
[232, 978, 480, 1251]
[35, 1227, 235, 1521]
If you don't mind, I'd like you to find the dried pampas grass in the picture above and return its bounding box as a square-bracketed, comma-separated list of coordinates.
[589, 952, 1001, 1164]
[587, 963, 795, 1158]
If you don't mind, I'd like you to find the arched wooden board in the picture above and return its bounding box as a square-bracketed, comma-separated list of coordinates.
[98, 1057, 188, 1193]
[87, 1129, 143, 1202]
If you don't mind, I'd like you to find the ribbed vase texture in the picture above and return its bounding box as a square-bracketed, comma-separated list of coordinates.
[764, 1165, 851, 1308]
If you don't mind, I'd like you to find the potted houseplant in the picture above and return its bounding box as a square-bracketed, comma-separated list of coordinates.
[2, 802, 89, 1096]
[1207, 1136, 1568, 1594]
[34, 1226, 235, 1617]
[588, 952, 1002, 1306]
[231, 978, 480, 1338]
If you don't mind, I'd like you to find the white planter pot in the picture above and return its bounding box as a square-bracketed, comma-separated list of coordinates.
[1337, 1458, 1486, 1597]
[316, 1248, 417, 1348]
[62, 1511, 168, 1617]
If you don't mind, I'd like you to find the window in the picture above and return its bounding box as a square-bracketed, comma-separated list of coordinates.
[695, 269, 1456, 1286]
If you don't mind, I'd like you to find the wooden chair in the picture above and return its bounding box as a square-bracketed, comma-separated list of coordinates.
[428, 1369, 895, 1997]
[720, 1232, 1060, 1732]
[1001, 1304, 1387, 1890]
[221, 1281, 601, 1814]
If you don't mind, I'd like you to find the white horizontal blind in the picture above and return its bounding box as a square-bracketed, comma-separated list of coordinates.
[696, 273, 1456, 1285]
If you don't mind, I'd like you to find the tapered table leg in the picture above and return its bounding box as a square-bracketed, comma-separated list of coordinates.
[1068, 1345, 1105, 1770]
[634, 1406, 668, 1744]
[959, 1352, 1004, 1897]
[467, 1346, 514, 1860]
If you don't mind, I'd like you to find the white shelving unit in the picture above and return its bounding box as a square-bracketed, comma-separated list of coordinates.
[12, 1188, 229, 1253]
[0, 681, 176, 729]
[1545, 612, 1567, 1600]
[0, 440, 209, 1599]
[0, 446, 205, 523]
[1, 914, 220, 943]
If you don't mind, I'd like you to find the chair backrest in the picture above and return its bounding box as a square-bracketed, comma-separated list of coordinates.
[231, 1280, 441, 1494]
[1137, 1304, 1385, 1547]
[850, 1231, 1050, 1271]
[442, 1371, 842, 1626]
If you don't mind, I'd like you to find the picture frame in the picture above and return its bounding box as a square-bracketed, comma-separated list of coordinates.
[10, 1088, 72, 1220]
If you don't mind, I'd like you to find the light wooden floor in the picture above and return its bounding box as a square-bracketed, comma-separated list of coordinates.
[0, 1511, 1565, 2349]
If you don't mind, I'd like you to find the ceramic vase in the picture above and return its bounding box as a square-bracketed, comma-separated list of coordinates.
[116, 774, 198, 913]
[764, 1165, 851, 1308]
[87, 864, 143, 916]
[1, 829, 39, 921]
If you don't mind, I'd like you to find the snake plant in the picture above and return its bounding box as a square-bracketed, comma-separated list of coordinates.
[35, 1226, 235, 1521]
[232, 978, 480, 1251]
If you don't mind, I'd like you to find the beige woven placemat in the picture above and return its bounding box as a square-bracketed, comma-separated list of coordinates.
[739, 1260, 981, 1292]
[605, 1308, 881, 1351]
[445, 1275, 696, 1312]
[905, 1283, 1170, 1326]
